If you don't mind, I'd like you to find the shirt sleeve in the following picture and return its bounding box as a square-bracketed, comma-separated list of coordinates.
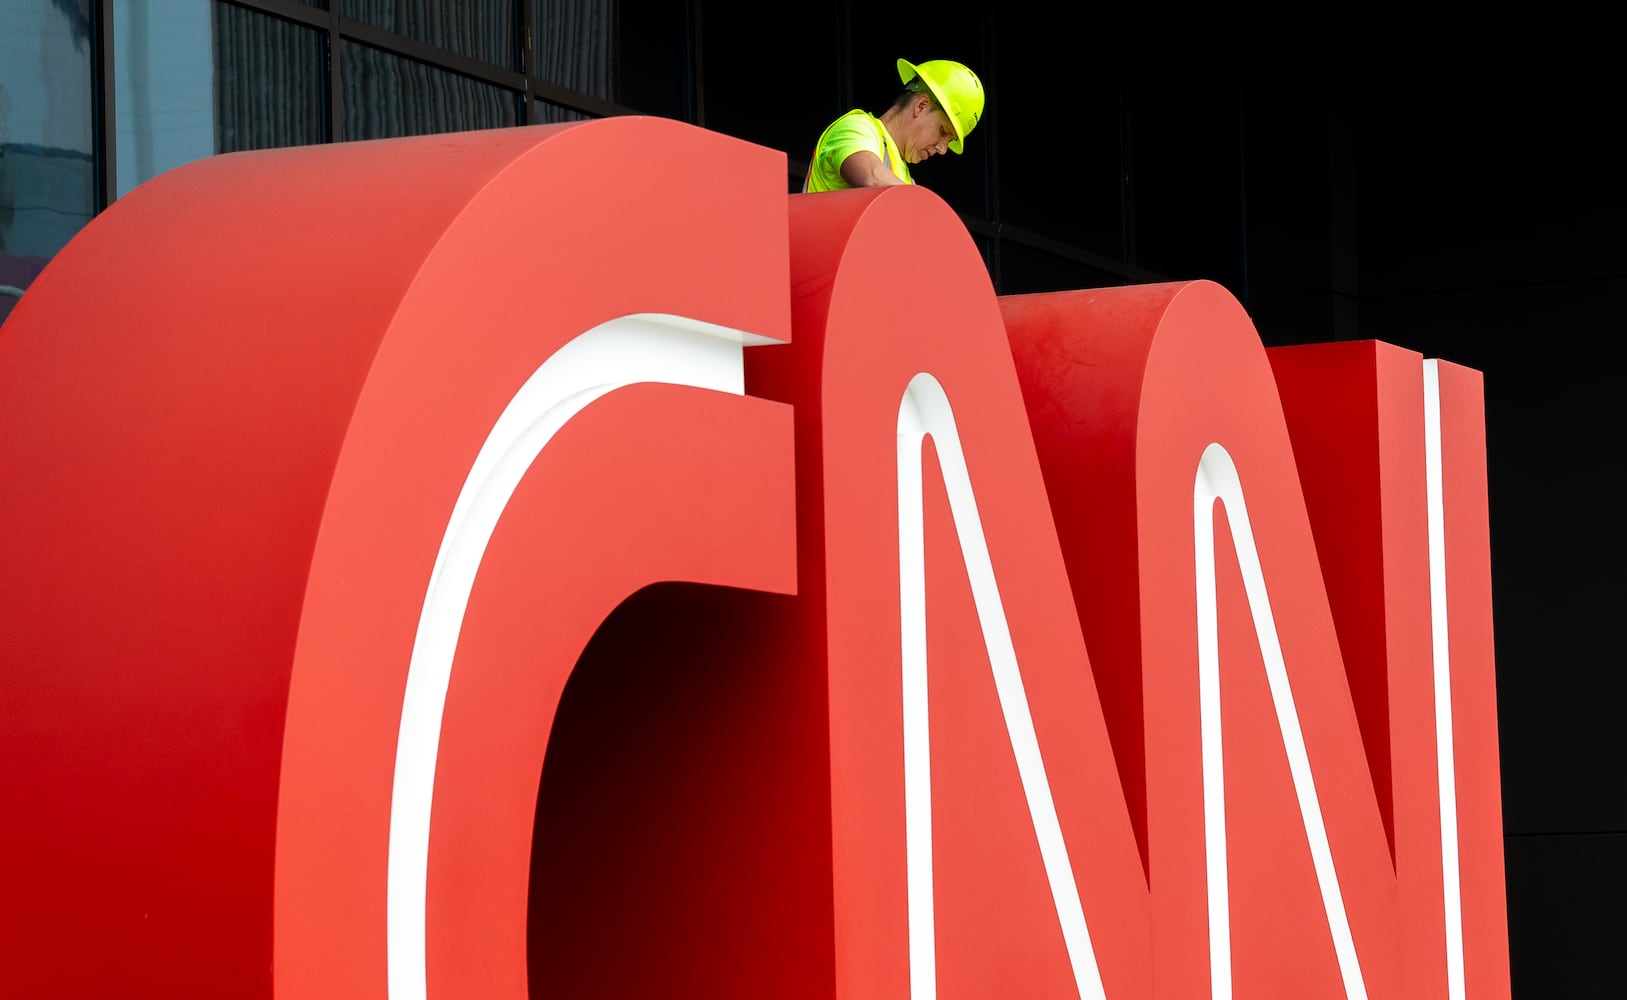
[817, 113, 884, 182]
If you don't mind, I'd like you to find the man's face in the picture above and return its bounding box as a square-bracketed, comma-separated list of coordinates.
[900, 98, 959, 164]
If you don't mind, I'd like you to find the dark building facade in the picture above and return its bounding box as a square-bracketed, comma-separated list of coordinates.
[2, 2, 1620, 994]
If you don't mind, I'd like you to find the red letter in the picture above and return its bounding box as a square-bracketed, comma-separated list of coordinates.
[0, 118, 799, 999]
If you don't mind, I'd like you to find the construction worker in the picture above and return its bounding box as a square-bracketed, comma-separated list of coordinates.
[802, 58, 984, 193]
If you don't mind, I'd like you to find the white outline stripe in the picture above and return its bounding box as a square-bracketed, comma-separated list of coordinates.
[386, 313, 775, 1000]
[1192, 492, 1232, 996]
[1423, 360, 1467, 1000]
[1194, 443, 1368, 1000]
[897, 372, 1106, 1000]
[892, 367, 1466, 1000]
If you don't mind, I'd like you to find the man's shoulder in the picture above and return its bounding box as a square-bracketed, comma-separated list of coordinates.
[807, 110, 888, 192]
[820, 110, 882, 147]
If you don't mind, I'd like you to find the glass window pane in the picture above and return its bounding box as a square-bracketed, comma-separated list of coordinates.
[342, 0, 516, 70]
[613, 0, 687, 120]
[1122, 32, 1244, 290]
[997, 239, 1124, 297]
[343, 42, 518, 141]
[531, 100, 592, 125]
[212, 4, 326, 155]
[698, 0, 837, 164]
[0, 0, 96, 326]
[115, 1, 325, 199]
[988, 12, 1122, 261]
[532, 0, 616, 106]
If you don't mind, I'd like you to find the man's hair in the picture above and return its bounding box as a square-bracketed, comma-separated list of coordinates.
[891, 78, 937, 112]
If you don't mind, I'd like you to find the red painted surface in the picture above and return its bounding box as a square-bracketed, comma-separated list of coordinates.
[0, 117, 1507, 998]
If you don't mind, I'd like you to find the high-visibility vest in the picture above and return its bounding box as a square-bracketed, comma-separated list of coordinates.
[802, 110, 911, 192]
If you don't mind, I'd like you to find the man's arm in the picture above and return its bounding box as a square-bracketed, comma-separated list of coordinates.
[839, 150, 906, 188]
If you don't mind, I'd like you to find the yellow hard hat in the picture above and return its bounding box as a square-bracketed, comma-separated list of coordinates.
[897, 58, 984, 154]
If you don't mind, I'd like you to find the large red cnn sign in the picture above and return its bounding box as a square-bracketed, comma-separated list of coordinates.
[0, 118, 1506, 999]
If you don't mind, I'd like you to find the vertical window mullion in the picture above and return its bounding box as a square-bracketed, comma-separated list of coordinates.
[518, 1, 530, 122]
[327, 10, 343, 141]
[94, 0, 117, 211]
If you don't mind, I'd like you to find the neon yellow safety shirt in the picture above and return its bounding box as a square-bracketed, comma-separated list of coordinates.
[803, 110, 912, 192]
